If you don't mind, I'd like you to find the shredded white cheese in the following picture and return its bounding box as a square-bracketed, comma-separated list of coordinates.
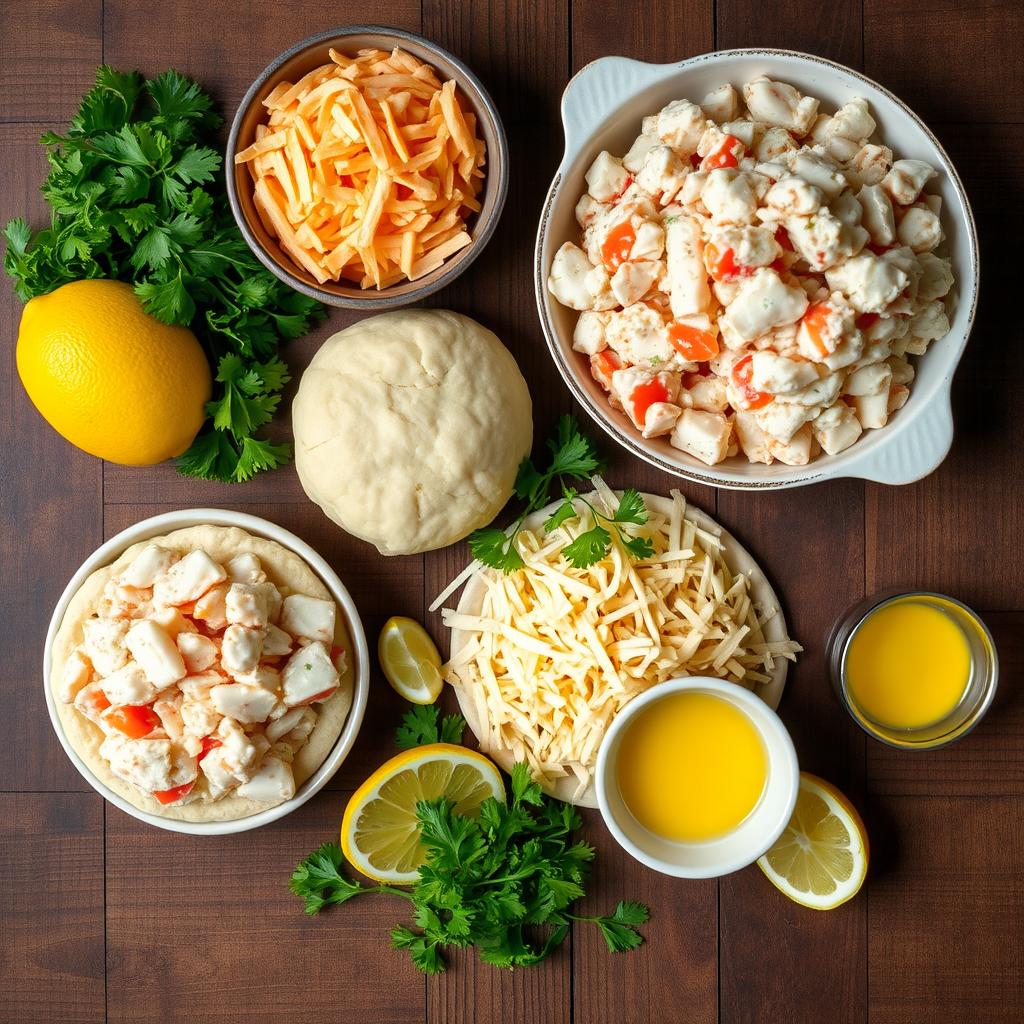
[440, 484, 802, 799]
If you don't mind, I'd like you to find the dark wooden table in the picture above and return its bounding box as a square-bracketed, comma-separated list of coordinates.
[2, 1, 1022, 1021]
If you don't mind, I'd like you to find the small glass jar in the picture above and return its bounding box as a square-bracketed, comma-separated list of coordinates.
[826, 590, 998, 750]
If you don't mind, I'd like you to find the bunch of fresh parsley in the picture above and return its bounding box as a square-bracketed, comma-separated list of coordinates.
[468, 416, 654, 572]
[3, 65, 323, 482]
[289, 706, 649, 973]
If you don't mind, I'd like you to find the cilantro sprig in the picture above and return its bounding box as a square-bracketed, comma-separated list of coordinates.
[3, 65, 324, 482]
[468, 416, 653, 572]
[289, 762, 649, 973]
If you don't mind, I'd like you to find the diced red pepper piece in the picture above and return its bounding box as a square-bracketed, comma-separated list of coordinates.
[601, 220, 636, 272]
[153, 781, 195, 805]
[106, 704, 161, 739]
[702, 134, 742, 171]
[704, 242, 756, 282]
[801, 303, 833, 357]
[197, 736, 222, 763]
[731, 354, 774, 410]
[629, 379, 670, 428]
[866, 241, 892, 256]
[856, 312, 880, 330]
[668, 322, 720, 361]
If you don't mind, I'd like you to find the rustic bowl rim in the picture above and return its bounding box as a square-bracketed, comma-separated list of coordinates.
[226, 24, 509, 310]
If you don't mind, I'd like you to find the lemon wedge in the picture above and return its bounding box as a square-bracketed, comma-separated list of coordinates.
[341, 744, 504, 883]
[757, 772, 869, 910]
[378, 616, 444, 704]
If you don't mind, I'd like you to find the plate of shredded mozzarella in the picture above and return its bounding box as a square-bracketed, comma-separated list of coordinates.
[436, 480, 802, 806]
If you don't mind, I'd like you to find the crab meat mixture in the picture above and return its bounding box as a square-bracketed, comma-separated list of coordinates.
[58, 544, 345, 808]
[547, 77, 955, 467]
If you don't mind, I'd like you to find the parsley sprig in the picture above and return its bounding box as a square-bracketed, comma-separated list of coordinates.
[289, 762, 649, 973]
[395, 705, 467, 750]
[467, 416, 653, 572]
[290, 707, 649, 972]
[3, 65, 324, 482]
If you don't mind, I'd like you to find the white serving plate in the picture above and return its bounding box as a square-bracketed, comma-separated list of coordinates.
[447, 492, 792, 807]
[534, 49, 980, 489]
[43, 509, 370, 835]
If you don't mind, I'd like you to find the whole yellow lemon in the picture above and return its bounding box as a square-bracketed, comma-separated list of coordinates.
[16, 279, 211, 465]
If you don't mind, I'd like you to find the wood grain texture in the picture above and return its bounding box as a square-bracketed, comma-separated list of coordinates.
[0, 0, 102, 123]
[102, 0, 420, 115]
[104, 796, 425, 1024]
[4, 0, 1024, 1021]
[717, 0, 862, 65]
[572, 0, 713, 65]
[717, 482, 868, 1023]
[573, 810, 717, 1024]
[866, 126, 1024, 611]
[0, 794, 105, 1024]
[864, 0, 1024, 123]
[867, 795, 1024, 1023]
[0, 126, 103, 791]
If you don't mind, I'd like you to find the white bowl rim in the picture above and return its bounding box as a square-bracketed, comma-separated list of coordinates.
[42, 508, 371, 836]
[595, 675, 799, 878]
[534, 47, 980, 490]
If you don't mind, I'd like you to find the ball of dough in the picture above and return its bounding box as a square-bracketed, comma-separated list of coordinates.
[292, 309, 533, 555]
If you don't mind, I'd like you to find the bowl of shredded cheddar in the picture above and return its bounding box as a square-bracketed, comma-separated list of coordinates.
[227, 25, 508, 308]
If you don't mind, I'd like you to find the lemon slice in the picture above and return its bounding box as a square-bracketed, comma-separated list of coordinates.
[757, 773, 869, 910]
[341, 744, 504, 883]
[378, 616, 444, 704]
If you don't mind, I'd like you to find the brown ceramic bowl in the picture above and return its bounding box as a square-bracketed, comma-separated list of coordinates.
[226, 25, 508, 309]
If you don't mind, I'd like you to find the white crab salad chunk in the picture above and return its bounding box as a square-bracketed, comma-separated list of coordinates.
[548, 77, 955, 467]
[280, 594, 336, 644]
[125, 620, 186, 688]
[282, 642, 340, 706]
[57, 541, 344, 809]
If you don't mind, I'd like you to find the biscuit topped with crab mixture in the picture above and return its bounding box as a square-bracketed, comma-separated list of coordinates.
[51, 525, 354, 822]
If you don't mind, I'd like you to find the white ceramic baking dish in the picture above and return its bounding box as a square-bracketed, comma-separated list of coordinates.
[534, 49, 979, 489]
[43, 509, 370, 835]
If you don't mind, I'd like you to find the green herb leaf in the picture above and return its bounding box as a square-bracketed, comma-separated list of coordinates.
[612, 488, 648, 526]
[590, 901, 651, 952]
[468, 527, 524, 573]
[543, 490, 578, 533]
[395, 704, 467, 750]
[562, 525, 612, 569]
[289, 843, 368, 915]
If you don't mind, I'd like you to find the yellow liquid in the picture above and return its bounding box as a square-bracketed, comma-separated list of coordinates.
[845, 599, 971, 730]
[615, 691, 768, 843]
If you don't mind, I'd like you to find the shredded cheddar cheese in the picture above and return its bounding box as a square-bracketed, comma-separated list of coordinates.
[235, 47, 486, 290]
[440, 482, 802, 799]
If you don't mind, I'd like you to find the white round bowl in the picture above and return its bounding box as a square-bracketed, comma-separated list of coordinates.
[43, 509, 370, 835]
[595, 676, 799, 878]
[535, 49, 980, 489]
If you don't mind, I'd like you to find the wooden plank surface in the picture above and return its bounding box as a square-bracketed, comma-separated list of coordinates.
[2, 1, 1023, 1022]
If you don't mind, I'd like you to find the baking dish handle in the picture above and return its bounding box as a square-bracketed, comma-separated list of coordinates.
[840, 388, 955, 486]
[560, 56, 673, 158]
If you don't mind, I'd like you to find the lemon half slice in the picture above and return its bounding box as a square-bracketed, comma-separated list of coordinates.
[757, 772, 869, 910]
[341, 744, 505, 883]
[378, 616, 444, 704]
